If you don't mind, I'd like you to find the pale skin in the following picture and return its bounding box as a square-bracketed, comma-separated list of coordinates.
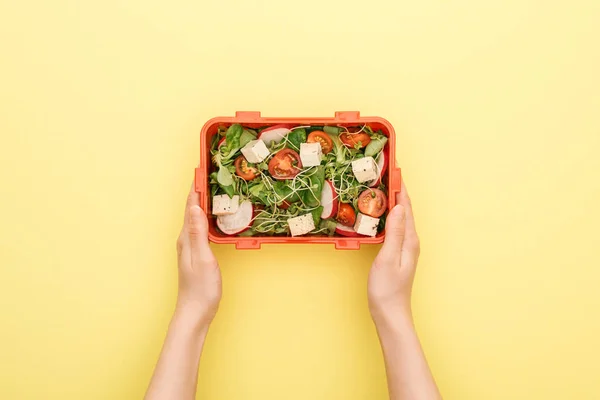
[145, 180, 441, 400]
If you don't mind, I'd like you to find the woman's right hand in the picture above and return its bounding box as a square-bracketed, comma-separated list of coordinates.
[368, 181, 420, 324]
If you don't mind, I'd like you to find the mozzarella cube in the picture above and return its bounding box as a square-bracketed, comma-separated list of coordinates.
[300, 142, 323, 167]
[351, 156, 378, 183]
[354, 213, 380, 237]
[287, 213, 316, 237]
[212, 194, 240, 216]
[241, 139, 270, 163]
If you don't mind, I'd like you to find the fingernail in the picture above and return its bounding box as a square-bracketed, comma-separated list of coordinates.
[391, 204, 405, 219]
[190, 205, 203, 223]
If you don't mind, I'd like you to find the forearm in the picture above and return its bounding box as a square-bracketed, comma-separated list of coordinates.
[375, 310, 441, 400]
[145, 310, 209, 400]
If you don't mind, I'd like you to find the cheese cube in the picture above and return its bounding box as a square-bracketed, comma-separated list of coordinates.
[212, 194, 240, 216]
[287, 213, 316, 237]
[351, 157, 378, 183]
[300, 142, 323, 167]
[241, 139, 270, 163]
[354, 213, 380, 237]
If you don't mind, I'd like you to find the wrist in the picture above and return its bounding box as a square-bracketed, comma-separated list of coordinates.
[172, 304, 213, 335]
[370, 302, 414, 333]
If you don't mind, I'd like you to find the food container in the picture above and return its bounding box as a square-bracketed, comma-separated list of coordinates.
[195, 111, 401, 249]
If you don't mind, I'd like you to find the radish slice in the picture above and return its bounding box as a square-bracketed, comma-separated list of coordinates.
[217, 200, 253, 235]
[335, 223, 362, 237]
[367, 149, 388, 187]
[320, 180, 339, 219]
[218, 137, 226, 148]
[258, 125, 292, 146]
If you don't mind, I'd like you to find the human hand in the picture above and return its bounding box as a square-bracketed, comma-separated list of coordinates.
[175, 183, 222, 328]
[368, 181, 420, 324]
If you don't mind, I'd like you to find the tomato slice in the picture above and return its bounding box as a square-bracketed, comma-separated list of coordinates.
[337, 203, 356, 227]
[307, 131, 334, 154]
[340, 132, 371, 148]
[358, 188, 388, 218]
[279, 200, 291, 210]
[234, 155, 258, 180]
[268, 149, 302, 180]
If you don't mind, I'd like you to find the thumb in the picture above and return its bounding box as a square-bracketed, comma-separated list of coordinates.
[378, 205, 406, 265]
[188, 205, 211, 258]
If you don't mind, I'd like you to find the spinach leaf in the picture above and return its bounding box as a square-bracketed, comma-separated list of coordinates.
[311, 206, 324, 227]
[273, 180, 301, 203]
[286, 128, 306, 151]
[240, 129, 256, 148]
[319, 219, 337, 236]
[323, 126, 341, 135]
[211, 171, 235, 197]
[306, 126, 324, 133]
[217, 163, 233, 186]
[249, 182, 271, 205]
[221, 184, 235, 198]
[225, 124, 244, 150]
[303, 166, 325, 207]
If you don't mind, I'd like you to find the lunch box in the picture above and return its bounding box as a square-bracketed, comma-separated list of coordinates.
[195, 111, 401, 249]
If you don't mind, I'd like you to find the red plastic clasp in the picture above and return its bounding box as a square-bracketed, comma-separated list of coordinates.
[335, 239, 361, 250]
[236, 239, 262, 250]
[235, 111, 261, 120]
[335, 111, 360, 121]
[389, 167, 402, 208]
[195, 167, 207, 211]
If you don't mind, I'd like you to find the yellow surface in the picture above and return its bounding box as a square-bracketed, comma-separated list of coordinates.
[1, 0, 600, 399]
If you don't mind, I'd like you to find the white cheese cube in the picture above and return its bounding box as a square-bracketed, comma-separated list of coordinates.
[241, 139, 270, 163]
[351, 156, 378, 183]
[212, 194, 240, 216]
[287, 213, 316, 237]
[300, 142, 323, 167]
[354, 213, 380, 237]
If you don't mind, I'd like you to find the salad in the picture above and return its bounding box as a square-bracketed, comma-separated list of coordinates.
[209, 123, 389, 238]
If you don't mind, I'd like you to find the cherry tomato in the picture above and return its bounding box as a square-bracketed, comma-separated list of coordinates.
[268, 149, 302, 180]
[337, 203, 356, 227]
[358, 188, 388, 218]
[278, 200, 290, 210]
[340, 132, 371, 148]
[307, 131, 334, 154]
[234, 155, 258, 180]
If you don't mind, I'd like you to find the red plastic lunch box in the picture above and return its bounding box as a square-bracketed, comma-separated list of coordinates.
[195, 111, 401, 250]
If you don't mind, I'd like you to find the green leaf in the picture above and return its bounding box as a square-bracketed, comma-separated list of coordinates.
[303, 166, 325, 207]
[225, 124, 244, 150]
[323, 126, 341, 135]
[217, 164, 233, 186]
[249, 182, 271, 205]
[210, 171, 235, 197]
[238, 228, 256, 237]
[306, 126, 325, 133]
[319, 219, 337, 236]
[326, 132, 346, 164]
[311, 206, 324, 227]
[365, 136, 388, 157]
[286, 128, 307, 151]
[221, 184, 235, 198]
[273, 180, 301, 203]
[240, 129, 256, 148]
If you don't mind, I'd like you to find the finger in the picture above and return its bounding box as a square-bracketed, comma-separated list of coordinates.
[183, 182, 201, 228]
[399, 180, 417, 239]
[188, 205, 213, 266]
[379, 204, 406, 265]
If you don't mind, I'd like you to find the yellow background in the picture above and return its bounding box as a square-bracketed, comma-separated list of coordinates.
[1, 0, 599, 399]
